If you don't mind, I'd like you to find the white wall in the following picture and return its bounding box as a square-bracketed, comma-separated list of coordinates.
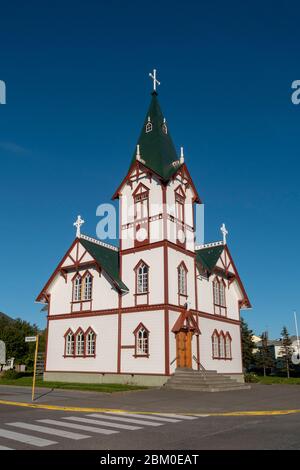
[120, 310, 165, 374]
[198, 316, 242, 373]
[121, 247, 164, 308]
[46, 315, 118, 372]
[49, 266, 119, 316]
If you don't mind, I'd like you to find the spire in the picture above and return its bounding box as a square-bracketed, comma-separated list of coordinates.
[131, 92, 181, 181]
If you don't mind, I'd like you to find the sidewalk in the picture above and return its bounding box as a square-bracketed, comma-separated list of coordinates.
[0, 384, 300, 414]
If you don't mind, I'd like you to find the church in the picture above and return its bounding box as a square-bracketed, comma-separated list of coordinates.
[36, 71, 251, 387]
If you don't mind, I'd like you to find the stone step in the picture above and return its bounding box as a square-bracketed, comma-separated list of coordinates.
[167, 379, 236, 387]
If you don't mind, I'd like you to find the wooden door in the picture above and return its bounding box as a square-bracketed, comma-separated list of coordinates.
[176, 330, 192, 368]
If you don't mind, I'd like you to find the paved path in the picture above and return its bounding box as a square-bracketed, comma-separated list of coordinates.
[0, 384, 300, 414]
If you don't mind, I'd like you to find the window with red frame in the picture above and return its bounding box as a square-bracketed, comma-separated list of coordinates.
[213, 277, 227, 315]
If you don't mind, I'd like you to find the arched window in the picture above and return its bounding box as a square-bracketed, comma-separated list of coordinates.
[83, 273, 93, 300]
[219, 280, 226, 307]
[134, 323, 149, 356]
[73, 274, 82, 301]
[212, 331, 219, 358]
[75, 329, 85, 356]
[65, 330, 74, 356]
[145, 117, 152, 133]
[86, 329, 96, 356]
[178, 262, 187, 296]
[213, 277, 227, 315]
[219, 333, 226, 358]
[213, 278, 220, 306]
[162, 118, 168, 134]
[137, 262, 149, 294]
[225, 333, 232, 359]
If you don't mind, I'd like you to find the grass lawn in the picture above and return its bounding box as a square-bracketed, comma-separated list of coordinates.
[0, 375, 147, 393]
[257, 376, 300, 385]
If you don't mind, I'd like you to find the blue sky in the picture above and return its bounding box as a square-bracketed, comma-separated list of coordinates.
[0, 0, 299, 337]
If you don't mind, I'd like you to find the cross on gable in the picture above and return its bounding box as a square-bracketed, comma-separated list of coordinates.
[220, 223, 228, 245]
[74, 215, 85, 238]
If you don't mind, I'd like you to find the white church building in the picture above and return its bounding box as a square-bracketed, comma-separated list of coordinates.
[37, 71, 251, 386]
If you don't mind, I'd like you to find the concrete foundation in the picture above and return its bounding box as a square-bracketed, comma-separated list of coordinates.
[44, 371, 168, 387]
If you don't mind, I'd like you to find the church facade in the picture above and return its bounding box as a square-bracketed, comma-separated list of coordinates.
[37, 74, 251, 386]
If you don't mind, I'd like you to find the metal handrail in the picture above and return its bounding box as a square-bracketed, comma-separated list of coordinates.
[192, 355, 206, 377]
[170, 356, 178, 366]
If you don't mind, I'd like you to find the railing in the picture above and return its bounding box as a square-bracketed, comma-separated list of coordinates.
[170, 356, 178, 366]
[192, 355, 206, 378]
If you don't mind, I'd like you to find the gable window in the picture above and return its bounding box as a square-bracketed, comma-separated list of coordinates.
[137, 262, 149, 294]
[178, 262, 187, 296]
[65, 330, 74, 356]
[86, 328, 96, 356]
[134, 323, 149, 357]
[162, 118, 168, 134]
[145, 117, 152, 133]
[213, 276, 227, 316]
[73, 274, 82, 301]
[175, 186, 185, 223]
[75, 329, 85, 356]
[212, 331, 219, 358]
[83, 272, 93, 300]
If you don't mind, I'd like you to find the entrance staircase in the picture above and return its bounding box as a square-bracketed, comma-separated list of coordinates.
[164, 368, 250, 392]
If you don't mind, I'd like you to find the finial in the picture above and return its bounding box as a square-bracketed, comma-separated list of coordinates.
[74, 215, 85, 238]
[220, 223, 228, 245]
[180, 146, 184, 164]
[149, 69, 160, 92]
[136, 144, 141, 161]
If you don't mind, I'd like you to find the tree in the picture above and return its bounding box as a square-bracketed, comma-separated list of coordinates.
[241, 317, 255, 371]
[0, 315, 39, 368]
[279, 326, 293, 378]
[255, 331, 275, 376]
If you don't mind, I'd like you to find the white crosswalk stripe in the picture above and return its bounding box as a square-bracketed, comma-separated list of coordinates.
[103, 412, 180, 423]
[38, 419, 119, 435]
[152, 413, 199, 420]
[7, 422, 90, 440]
[64, 416, 142, 430]
[87, 413, 163, 426]
[0, 445, 14, 450]
[0, 428, 56, 447]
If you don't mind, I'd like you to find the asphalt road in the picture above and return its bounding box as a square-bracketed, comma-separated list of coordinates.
[0, 384, 299, 450]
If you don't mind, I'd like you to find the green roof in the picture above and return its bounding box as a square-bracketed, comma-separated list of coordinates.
[80, 238, 129, 292]
[130, 92, 181, 181]
[195, 245, 224, 273]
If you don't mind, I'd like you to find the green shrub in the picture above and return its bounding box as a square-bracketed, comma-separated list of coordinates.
[1, 370, 29, 379]
[244, 372, 259, 383]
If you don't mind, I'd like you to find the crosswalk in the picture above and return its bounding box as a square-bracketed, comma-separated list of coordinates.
[0, 411, 200, 450]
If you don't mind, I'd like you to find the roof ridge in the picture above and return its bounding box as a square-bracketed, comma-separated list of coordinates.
[80, 234, 119, 252]
[195, 241, 224, 250]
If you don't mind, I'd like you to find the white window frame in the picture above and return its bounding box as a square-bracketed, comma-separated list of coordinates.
[137, 263, 149, 294]
[66, 332, 74, 356]
[86, 330, 96, 356]
[73, 275, 82, 301]
[136, 326, 149, 356]
[76, 331, 85, 356]
[83, 273, 92, 300]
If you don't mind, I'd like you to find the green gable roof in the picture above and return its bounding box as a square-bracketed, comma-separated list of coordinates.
[130, 92, 181, 181]
[195, 244, 224, 273]
[80, 238, 129, 293]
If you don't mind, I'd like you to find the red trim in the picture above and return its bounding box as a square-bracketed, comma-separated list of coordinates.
[84, 327, 97, 358]
[134, 259, 149, 305]
[48, 304, 242, 326]
[36, 238, 79, 301]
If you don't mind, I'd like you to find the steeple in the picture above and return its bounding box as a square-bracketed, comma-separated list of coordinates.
[130, 91, 182, 181]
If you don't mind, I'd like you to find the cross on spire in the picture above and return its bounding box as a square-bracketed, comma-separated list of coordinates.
[149, 68, 160, 92]
[74, 215, 85, 238]
[220, 223, 228, 245]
